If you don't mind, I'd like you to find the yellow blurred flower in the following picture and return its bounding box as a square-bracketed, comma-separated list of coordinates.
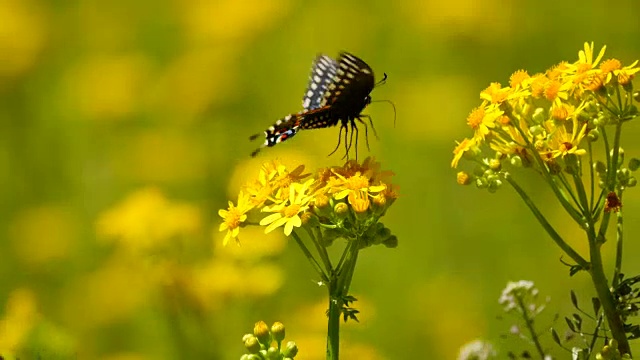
[97, 187, 201, 252]
[0, 288, 38, 355]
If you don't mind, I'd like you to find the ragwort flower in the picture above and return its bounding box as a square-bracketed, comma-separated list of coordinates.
[218, 191, 253, 245]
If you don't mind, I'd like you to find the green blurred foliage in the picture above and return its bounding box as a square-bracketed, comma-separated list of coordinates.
[1, 0, 640, 358]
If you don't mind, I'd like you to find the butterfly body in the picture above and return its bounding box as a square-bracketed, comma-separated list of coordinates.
[250, 52, 381, 159]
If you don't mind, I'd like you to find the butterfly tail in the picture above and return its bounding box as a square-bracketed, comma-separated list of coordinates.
[250, 114, 301, 157]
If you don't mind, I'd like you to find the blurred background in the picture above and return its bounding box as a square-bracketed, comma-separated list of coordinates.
[2, 0, 640, 358]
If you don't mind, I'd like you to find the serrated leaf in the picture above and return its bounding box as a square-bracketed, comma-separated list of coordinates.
[551, 328, 562, 345]
[565, 317, 576, 332]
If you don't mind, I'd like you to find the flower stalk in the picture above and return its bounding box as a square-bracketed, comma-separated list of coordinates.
[452, 42, 640, 356]
[219, 157, 399, 360]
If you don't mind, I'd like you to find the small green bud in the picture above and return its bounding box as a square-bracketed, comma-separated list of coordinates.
[510, 155, 522, 167]
[488, 158, 501, 171]
[334, 202, 349, 216]
[634, 91, 640, 103]
[266, 347, 280, 360]
[282, 341, 299, 358]
[488, 179, 502, 193]
[529, 125, 544, 136]
[244, 335, 261, 354]
[627, 177, 637, 187]
[594, 112, 607, 127]
[476, 177, 488, 189]
[595, 161, 607, 174]
[271, 322, 285, 343]
[588, 128, 600, 142]
[532, 107, 546, 124]
[628, 158, 640, 171]
[254, 321, 271, 345]
[383, 235, 398, 248]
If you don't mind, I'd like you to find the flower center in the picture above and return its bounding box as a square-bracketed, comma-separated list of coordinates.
[347, 174, 370, 190]
[225, 208, 242, 229]
[466, 107, 485, 130]
[283, 204, 301, 218]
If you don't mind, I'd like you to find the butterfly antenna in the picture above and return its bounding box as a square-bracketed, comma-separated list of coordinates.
[375, 72, 388, 87]
[371, 99, 397, 128]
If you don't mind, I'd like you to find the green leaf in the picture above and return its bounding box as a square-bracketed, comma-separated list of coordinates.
[570, 290, 579, 309]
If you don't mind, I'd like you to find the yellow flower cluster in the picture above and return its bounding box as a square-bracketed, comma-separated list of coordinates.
[218, 157, 398, 245]
[452, 42, 640, 169]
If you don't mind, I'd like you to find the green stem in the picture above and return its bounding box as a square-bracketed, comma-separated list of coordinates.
[507, 109, 585, 224]
[505, 174, 589, 269]
[596, 123, 623, 244]
[612, 194, 624, 288]
[515, 295, 546, 359]
[588, 314, 604, 355]
[587, 237, 630, 355]
[291, 230, 328, 282]
[326, 284, 341, 360]
[306, 227, 333, 276]
[326, 239, 362, 360]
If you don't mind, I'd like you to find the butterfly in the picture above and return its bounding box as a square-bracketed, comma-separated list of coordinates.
[250, 52, 387, 159]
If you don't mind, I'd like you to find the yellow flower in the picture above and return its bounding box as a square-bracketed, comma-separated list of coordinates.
[541, 118, 588, 158]
[260, 179, 314, 236]
[451, 137, 477, 168]
[466, 105, 503, 141]
[218, 191, 253, 245]
[613, 59, 640, 85]
[348, 191, 370, 213]
[509, 70, 530, 88]
[576, 42, 607, 73]
[328, 171, 386, 202]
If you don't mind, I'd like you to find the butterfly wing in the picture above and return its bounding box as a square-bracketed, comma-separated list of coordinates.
[302, 55, 338, 111]
[324, 52, 375, 116]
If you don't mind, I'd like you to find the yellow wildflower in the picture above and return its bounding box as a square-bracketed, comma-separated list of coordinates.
[466, 105, 503, 141]
[576, 42, 607, 73]
[260, 179, 314, 236]
[541, 118, 588, 158]
[218, 191, 253, 245]
[451, 137, 477, 168]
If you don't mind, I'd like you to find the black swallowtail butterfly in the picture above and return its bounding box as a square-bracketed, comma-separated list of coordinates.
[250, 52, 386, 159]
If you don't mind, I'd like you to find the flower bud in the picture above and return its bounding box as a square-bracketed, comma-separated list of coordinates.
[456, 172, 471, 185]
[271, 322, 285, 343]
[282, 341, 299, 357]
[266, 347, 280, 360]
[510, 156, 523, 167]
[532, 108, 546, 124]
[588, 128, 600, 142]
[334, 202, 349, 216]
[244, 335, 261, 354]
[314, 193, 329, 208]
[254, 321, 271, 345]
[383, 235, 398, 248]
[488, 158, 501, 171]
[300, 211, 317, 226]
[629, 158, 640, 171]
